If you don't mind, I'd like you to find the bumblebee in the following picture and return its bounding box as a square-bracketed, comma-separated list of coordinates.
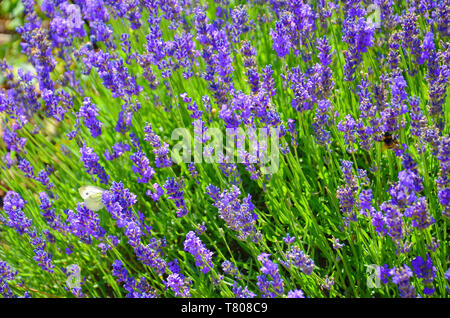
[381, 132, 399, 150]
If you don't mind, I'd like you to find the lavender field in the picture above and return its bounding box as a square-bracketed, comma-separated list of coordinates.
[0, 0, 449, 299]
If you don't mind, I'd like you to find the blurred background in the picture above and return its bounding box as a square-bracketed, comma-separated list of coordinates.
[0, 0, 26, 79]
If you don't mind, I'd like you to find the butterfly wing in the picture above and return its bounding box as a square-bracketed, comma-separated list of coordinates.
[78, 186, 105, 211]
[78, 186, 105, 200]
[84, 192, 105, 211]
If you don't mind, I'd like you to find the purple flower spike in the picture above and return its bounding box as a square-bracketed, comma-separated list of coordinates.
[184, 231, 214, 274]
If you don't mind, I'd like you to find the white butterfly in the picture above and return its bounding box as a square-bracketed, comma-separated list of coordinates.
[78, 185, 106, 211]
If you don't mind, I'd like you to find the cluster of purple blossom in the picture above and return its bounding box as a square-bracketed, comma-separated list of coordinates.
[373, 152, 434, 253]
[337, 160, 359, 225]
[280, 244, 315, 276]
[112, 260, 156, 298]
[257, 253, 285, 298]
[102, 181, 167, 275]
[206, 184, 261, 242]
[39, 191, 122, 256]
[16, 158, 54, 190]
[0, 260, 31, 298]
[80, 144, 110, 185]
[184, 231, 214, 274]
[379, 254, 437, 297]
[0, 0, 448, 300]
[144, 123, 172, 168]
[1, 191, 54, 273]
[163, 177, 188, 217]
[67, 97, 102, 139]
